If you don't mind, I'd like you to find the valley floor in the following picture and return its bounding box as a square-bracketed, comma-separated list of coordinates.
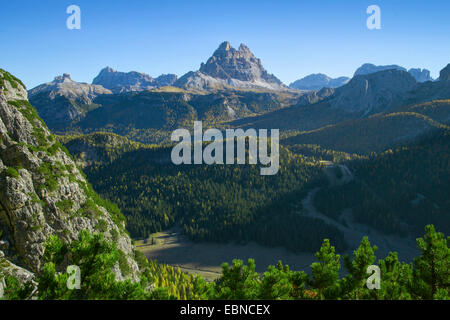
[136, 231, 315, 281]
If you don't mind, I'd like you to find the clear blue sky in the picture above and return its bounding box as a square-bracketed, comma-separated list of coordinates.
[1, 0, 449, 89]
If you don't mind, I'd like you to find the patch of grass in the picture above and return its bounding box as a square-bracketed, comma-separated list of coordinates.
[76, 199, 102, 218]
[33, 127, 48, 146]
[6, 167, 20, 178]
[56, 199, 73, 212]
[38, 162, 62, 192]
[79, 180, 127, 229]
[110, 228, 119, 242]
[95, 219, 108, 232]
[29, 193, 45, 207]
[118, 250, 131, 277]
[0, 69, 26, 89]
[8, 99, 45, 127]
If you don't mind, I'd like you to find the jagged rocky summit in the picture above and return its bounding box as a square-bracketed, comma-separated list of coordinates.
[174, 41, 286, 91]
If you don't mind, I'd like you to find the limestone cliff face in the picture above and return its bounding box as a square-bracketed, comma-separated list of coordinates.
[329, 69, 418, 115]
[0, 69, 140, 283]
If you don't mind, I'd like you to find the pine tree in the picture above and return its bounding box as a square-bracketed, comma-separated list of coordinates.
[309, 239, 341, 299]
[377, 252, 413, 299]
[412, 225, 449, 299]
[342, 236, 377, 299]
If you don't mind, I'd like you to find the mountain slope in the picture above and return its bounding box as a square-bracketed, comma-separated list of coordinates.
[59, 132, 148, 167]
[0, 69, 140, 284]
[328, 69, 418, 115]
[282, 100, 450, 154]
[230, 69, 418, 132]
[310, 129, 450, 237]
[69, 89, 303, 144]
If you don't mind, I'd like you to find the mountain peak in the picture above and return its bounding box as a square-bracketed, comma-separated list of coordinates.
[101, 66, 115, 73]
[54, 73, 73, 83]
[217, 41, 232, 51]
[187, 41, 283, 90]
[238, 43, 251, 53]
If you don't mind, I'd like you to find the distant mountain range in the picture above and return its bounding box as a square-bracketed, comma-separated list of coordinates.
[92, 67, 178, 93]
[28, 42, 438, 97]
[3, 56, 450, 267]
[354, 63, 434, 82]
[289, 64, 433, 92]
[26, 41, 449, 146]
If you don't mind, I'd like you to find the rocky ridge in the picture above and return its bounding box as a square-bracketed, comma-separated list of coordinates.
[92, 67, 178, 93]
[354, 63, 433, 82]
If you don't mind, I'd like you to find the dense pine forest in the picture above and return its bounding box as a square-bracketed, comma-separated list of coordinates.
[82, 144, 348, 252]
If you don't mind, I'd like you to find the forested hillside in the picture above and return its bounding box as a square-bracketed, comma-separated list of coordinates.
[44, 89, 303, 144]
[282, 100, 450, 154]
